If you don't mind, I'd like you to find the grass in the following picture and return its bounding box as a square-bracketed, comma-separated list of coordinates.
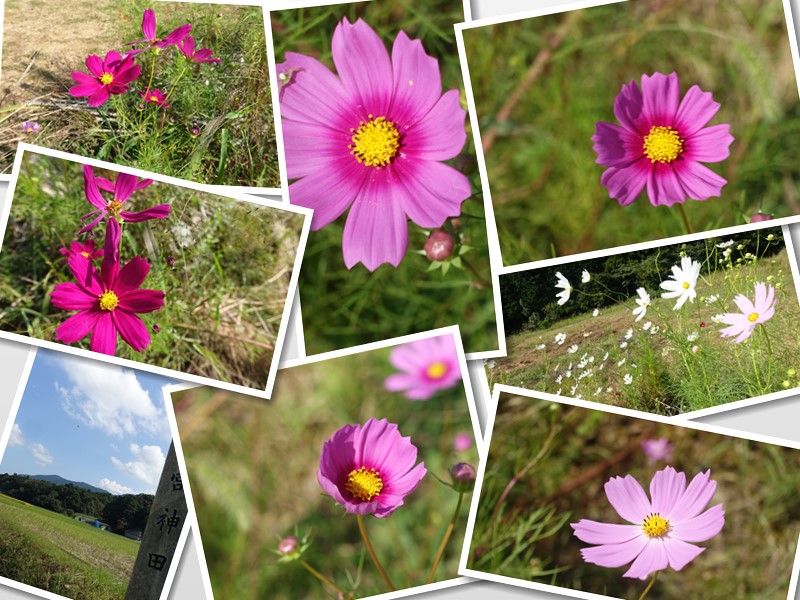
[0, 1, 279, 187]
[461, 0, 800, 264]
[0, 151, 304, 388]
[489, 248, 800, 414]
[467, 393, 800, 599]
[171, 342, 480, 599]
[0, 493, 140, 599]
[271, 0, 499, 356]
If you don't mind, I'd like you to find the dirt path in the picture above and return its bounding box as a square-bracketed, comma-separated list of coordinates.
[1, 0, 119, 106]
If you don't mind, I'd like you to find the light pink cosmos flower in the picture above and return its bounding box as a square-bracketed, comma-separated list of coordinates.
[719, 282, 776, 343]
[80, 166, 169, 233]
[641, 438, 674, 465]
[69, 51, 142, 107]
[571, 466, 724, 580]
[384, 335, 462, 400]
[127, 9, 192, 55]
[317, 417, 426, 518]
[454, 432, 474, 452]
[593, 72, 733, 207]
[277, 18, 470, 271]
[140, 88, 171, 108]
[178, 36, 222, 63]
[50, 219, 165, 356]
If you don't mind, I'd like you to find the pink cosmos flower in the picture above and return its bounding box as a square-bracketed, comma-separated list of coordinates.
[59, 240, 103, 262]
[178, 36, 222, 63]
[69, 51, 142, 107]
[719, 282, 776, 343]
[278, 18, 471, 271]
[571, 466, 724, 580]
[640, 438, 674, 465]
[454, 432, 474, 452]
[22, 121, 40, 133]
[592, 72, 733, 207]
[140, 88, 171, 108]
[384, 335, 462, 400]
[50, 219, 165, 356]
[127, 9, 192, 55]
[80, 166, 169, 233]
[317, 417, 426, 518]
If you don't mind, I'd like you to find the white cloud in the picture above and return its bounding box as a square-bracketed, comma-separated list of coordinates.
[30, 443, 53, 466]
[8, 424, 24, 447]
[54, 355, 168, 439]
[98, 478, 135, 495]
[111, 444, 165, 488]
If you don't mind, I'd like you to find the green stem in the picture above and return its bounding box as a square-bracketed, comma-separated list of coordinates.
[356, 515, 395, 592]
[427, 492, 464, 583]
[638, 571, 659, 600]
[164, 64, 189, 103]
[677, 203, 694, 234]
[299, 560, 349, 598]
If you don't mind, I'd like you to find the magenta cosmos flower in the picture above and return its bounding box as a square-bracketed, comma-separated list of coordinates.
[277, 18, 471, 271]
[719, 282, 776, 343]
[69, 51, 142, 107]
[178, 36, 222, 63]
[81, 166, 169, 233]
[59, 239, 103, 262]
[571, 466, 724, 580]
[317, 417, 426, 518]
[127, 9, 192, 55]
[51, 219, 165, 356]
[384, 335, 462, 400]
[140, 88, 171, 108]
[593, 72, 733, 207]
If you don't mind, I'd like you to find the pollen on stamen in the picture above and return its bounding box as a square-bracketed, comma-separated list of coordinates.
[350, 116, 401, 168]
[346, 466, 384, 502]
[643, 125, 684, 164]
[98, 290, 119, 312]
[748, 312, 760, 323]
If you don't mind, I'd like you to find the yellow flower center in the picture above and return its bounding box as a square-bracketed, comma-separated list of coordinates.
[80, 251, 91, 258]
[426, 361, 448, 380]
[748, 312, 759, 323]
[350, 115, 400, 168]
[346, 467, 383, 502]
[100, 72, 114, 86]
[642, 513, 670, 538]
[107, 200, 124, 217]
[643, 126, 683, 164]
[682, 281, 690, 289]
[149, 95, 159, 103]
[98, 290, 119, 311]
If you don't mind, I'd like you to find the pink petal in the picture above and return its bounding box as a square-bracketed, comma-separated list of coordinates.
[623, 540, 669, 580]
[84, 166, 109, 210]
[353, 418, 397, 471]
[379, 461, 426, 502]
[674, 85, 721, 137]
[112, 310, 151, 351]
[401, 89, 467, 161]
[663, 538, 706, 571]
[113, 64, 142, 85]
[389, 31, 442, 126]
[115, 256, 150, 294]
[571, 519, 643, 545]
[89, 313, 117, 356]
[282, 118, 350, 180]
[672, 160, 727, 201]
[162, 24, 192, 46]
[51, 282, 96, 311]
[87, 85, 111, 107]
[113, 173, 138, 202]
[592, 121, 643, 168]
[580, 535, 648, 568]
[55, 309, 100, 344]
[641, 72, 680, 125]
[342, 173, 409, 271]
[95, 177, 115, 193]
[102, 51, 122, 71]
[613, 78, 646, 134]
[384, 373, 420, 393]
[604, 474, 652, 524]
[120, 204, 171, 223]
[288, 158, 366, 229]
[683, 124, 733, 163]
[66, 254, 104, 296]
[600, 158, 650, 206]
[142, 9, 156, 41]
[69, 81, 102, 98]
[733, 293, 756, 316]
[118, 289, 165, 314]
[101, 218, 121, 287]
[277, 53, 354, 129]
[669, 470, 716, 522]
[331, 18, 393, 118]
[85, 54, 104, 77]
[180, 36, 196, 57]
[649, 466, 686, 517]
[670, 503, 725, 543]
[393, 159, 471, 228]
[645, 163, 686, 207]
[317, 469, 350, 507]
[78, 212, 106, 234]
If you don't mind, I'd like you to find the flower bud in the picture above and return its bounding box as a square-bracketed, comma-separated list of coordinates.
[750, 212, 773, 223]
[450, 463, 476, 493]
[424, 231, 455, 261]
[278, 535, 298, 556]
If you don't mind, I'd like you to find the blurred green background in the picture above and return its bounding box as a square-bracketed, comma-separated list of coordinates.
[468, 392, 800, 599]
[271, 0, 499, 356]
[172, 341, 479, 599]
[462, 0, 800, 265]
[0, 151, 304, 387]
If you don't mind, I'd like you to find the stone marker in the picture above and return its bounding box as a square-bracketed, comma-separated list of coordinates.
[125, 443, 187, 600]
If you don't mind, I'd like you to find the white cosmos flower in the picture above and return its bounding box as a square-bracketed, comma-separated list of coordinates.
[592, 308, 600, 317]
[642, 321, 652, 331]
[485, 359, 496, 369]
[660, 256, 701, 310]
[555, 271, 572, 305]
[602, 352, 609, 361]
[556, 375, 563, 384]
[617, 357, 627, 367]
[687, 332, 699, 342]
[624, 328, 633, 340]
[632, 287, 650, 322]
[716, 240, 734, 248]
[619, 341, 628, 349]
[536, 343, 546, 350]
[555, 332, 567, 345]
[703, 294, 719, 305]
[623, 374, 633, 385]
[605, 386, 613, 393]
[556, 388, 562, 395]
[567, 344, 579, 354]
[711, 314, 725, 324]
[582, 270, 591, 283]
[595, 387, 602, 396]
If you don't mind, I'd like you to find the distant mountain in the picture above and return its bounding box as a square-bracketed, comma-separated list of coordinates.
[29, 474, 108, 495]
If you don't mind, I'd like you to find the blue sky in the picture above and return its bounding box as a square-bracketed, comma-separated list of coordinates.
[1, 349, 178, 495]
